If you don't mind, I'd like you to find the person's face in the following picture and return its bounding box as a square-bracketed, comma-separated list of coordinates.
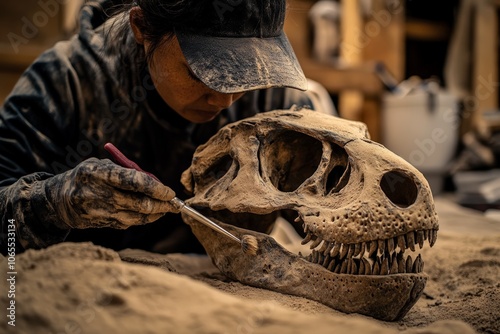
[130, 9, 244, 123]
[145, 37, 244, 123]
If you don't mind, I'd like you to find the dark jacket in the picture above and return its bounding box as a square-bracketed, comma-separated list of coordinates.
[0, 0, 311, 254]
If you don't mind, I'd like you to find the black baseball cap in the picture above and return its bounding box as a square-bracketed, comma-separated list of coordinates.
[175, 0, 307, 93]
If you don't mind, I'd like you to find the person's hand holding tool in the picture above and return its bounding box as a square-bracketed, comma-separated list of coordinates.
[44, 156, 177, 230]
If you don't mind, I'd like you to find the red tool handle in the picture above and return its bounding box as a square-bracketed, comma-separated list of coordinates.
[104, 142, 161, 183]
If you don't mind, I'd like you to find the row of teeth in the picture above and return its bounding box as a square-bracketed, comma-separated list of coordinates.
[305, 249, 424, 275]
[301, 229, 437, 275]
[302, 228, 437, 256]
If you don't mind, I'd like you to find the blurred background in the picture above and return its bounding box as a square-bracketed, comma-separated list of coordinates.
[0, 0, 499, 213]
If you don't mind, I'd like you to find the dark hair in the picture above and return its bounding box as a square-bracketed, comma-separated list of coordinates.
[107, 0, 207, 64]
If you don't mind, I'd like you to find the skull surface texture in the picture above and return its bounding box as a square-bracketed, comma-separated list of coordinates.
[180, 109, 439, 321]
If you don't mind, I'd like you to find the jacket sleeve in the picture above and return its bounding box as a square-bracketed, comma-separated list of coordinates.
[1, 173, 71, 253]
[0, 41, 83, 254]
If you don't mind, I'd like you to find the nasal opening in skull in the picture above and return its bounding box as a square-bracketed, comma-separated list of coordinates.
[380, 170, 418, 208]
[261, 130, 322, 192]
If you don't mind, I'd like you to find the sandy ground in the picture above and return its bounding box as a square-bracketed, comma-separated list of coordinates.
[1, 196, 499, 334]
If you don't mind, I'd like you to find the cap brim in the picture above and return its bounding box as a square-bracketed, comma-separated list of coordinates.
[176, 31, 308, 94]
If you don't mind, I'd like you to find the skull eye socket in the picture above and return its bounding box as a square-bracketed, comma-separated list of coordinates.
[260, 130, 322, 192]
[202, 154, 234, 185]
[380, 170, 418, 208]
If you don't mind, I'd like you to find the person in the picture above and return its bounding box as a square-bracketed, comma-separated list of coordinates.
[0, 0, 312, 255]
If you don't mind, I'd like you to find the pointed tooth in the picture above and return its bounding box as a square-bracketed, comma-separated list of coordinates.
[323, 242, 334, 256]
[347, 244, 356, 259]
[322, 254, 330, 267]
[397, 235, 406, 253]
[423, 229, 429, 241]
[334, 263, 341, 273]
[406, 254, 413, 273]
[368, 241, 378, 257]
[301, 232, 313, 245]
[430, 229, 438, 247]
[378, 239, 386, 256]
[398, 252, 406, 273]
[312, 250, 319, 263]
[380, 257, 389, 275]
[421, 259, 425, 272]
[387, 237, 395, 254]
[317, 251, 324, 264]
[353, 243, 362, 257]
[340, 260, 348, 273]
[350, 259, 358, 274]
[390, 256, 399, 274]
[318, 240, 329, 253]
[330, 243, 341, 258]
[327, 258, 336, 271]
[391, 251, 397, 266]
[310, 236, 322, 249]
[416, 230, 424, 249]
[372, 261, 380, 275]
[318, 252, 324, 265]
[413, 254, 422, 273]
[362, 258, 371, 275]
[347, 258, 352, 274]
[294, 216, 302, 223]
[359, 242, 366, 257]
[339, 244, 349, 260]
[406, 232, 416, 251]
[359, 258, 365, 274]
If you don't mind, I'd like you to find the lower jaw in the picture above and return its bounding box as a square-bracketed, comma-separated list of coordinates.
[183, 214, 427, 322]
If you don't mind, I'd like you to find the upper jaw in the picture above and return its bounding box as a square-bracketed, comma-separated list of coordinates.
[303, 225, 437, 276]
[189, 204, 437, 278]
[296, 201, 439, 276]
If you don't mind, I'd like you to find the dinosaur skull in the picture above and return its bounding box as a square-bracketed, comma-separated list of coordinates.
[181, 109, 439, 321]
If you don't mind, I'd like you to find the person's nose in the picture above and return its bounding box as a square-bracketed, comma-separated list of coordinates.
[206, 91, 236, 110]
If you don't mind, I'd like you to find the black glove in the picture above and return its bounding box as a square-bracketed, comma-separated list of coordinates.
[44, 157, 177, 229]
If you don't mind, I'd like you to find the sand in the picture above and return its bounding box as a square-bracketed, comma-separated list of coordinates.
[1, 196, 499, 334]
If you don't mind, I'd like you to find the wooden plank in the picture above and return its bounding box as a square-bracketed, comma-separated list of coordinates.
[473, 0, 499, 135]
[284, 0, 383, 95]
[299, 62, 383, 95]
[363, 0, 405, 82]
[362, 0, 405, 136]
[337, 0, 364, 121]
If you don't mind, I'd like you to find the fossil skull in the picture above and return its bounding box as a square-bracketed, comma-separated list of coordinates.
[180, 108, 439, 321]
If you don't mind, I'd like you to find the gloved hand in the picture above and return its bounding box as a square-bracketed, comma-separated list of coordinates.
[44, 157, 177, 229]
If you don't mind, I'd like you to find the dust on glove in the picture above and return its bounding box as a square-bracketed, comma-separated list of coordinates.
[45, 157, 177, 229]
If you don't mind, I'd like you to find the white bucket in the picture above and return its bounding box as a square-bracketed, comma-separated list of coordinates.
[381, 88, 459, 191]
